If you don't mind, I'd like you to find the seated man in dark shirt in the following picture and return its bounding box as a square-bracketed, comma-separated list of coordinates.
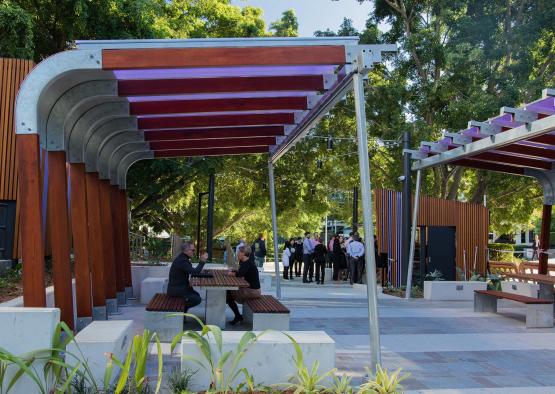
[226, 245, 261, 325]
[167, 241, 208, 312]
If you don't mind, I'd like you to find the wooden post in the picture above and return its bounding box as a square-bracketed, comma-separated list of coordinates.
[119, 190, 133, 289]
[16, 134, 46, 307]
[69, 163, 92, 322]
[99, 180, 117, 301]
[539, 204, 552, 275]
[110, 185, 125, 295]
[47, 151, 75, 329]
[85, 172, 105, 308]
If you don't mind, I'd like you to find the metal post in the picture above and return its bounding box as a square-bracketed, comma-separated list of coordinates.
[268, 160, 281, 299]
[352, 73, 381, 369]
[324, 215, 328, 246]
[405, 169, 421, 299]
[539, 204, 551, 275]
[197, 191, 208, 258]
[402, 132, 411, 286]
[207, 173, 215, 261]
[352, 187, 359, 233]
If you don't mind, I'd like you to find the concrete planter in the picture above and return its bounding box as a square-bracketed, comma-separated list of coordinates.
[424, 280, 487, 300]
[501, 280, 539, 297]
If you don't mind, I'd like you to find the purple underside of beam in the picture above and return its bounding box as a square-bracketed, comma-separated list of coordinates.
[439, 137, 452, 146]
[420, 145, 430, 154]
[136, 110, 303, 118]
[519, 140, 555, 150]
[114, 65, 338, 80]
[526, 97, 555, 114]
[462, 126, 480, 137]
[126, 91, 317, 102]
[490, 113, 523, 129]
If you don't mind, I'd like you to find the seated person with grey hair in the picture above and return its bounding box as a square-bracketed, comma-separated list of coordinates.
[167, 241, 208, 313]
[226, 244, 261, 325]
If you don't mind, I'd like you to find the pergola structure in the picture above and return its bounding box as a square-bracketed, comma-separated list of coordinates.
[15, 37, 395, 368]
[405, 89, 555, 294]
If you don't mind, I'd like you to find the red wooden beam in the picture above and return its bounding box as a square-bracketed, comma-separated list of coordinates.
[149, 136, 276, 151]
[103, 46, 346, 70]
[119, 75, 325, 96]
[530, 134, 555, 145]
[118, 190, 133, 289]
[69, 163, 93, 321]
[110, 185, 126, 295]
[471, 151, 551, 170]
[155, 146, 269, 158]
[99, 180, 118, 301]
[144, 126, 284, 141]
[17, 135, 46, 307]
[47, 151, 75, 329]
[130, 96, 307, 115]
[453, 159, 525, 175]
[85, 172, 106, 308]
[495, 144, 555, 160]
[139, 113, 295, 129]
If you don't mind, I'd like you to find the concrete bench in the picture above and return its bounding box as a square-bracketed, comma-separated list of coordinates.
[501, 280, 540, 298]
[258, 273, 272, 291]
[66, 320, 133, 386]
[243, 295, 290, 330]
[0, 307, 60, 394]
[140, 277, 168, 304]
[474, 290, 553, 328]
[181, 330, 334, 391]
[144, 293, 185, 342]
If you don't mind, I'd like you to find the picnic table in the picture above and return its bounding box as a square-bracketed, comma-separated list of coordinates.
[502, 272, 555, 312]
[190, 268, 249, 328]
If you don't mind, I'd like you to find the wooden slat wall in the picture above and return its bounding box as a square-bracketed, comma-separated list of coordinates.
[375, 189, 489, 286]
[0, 58, 35, 259]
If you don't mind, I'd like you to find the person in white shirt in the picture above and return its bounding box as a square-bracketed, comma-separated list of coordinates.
[348, 234, 365, 284]
[282, 240, 293, 280]
[235, 239, 245, 256]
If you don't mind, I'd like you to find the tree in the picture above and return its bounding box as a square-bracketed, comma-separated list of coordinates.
[270, 9, 298, 37]
[0, 0, 33, 59]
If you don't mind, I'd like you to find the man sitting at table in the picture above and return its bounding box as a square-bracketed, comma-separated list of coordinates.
[226, 245, 261, 325]
[167, 241, 208, 313]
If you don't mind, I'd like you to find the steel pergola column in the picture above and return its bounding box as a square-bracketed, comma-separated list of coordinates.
[353, 72, 381, 369]
[110, 184, 127, 305]
[405, 169, 422, 299]
[17, 134, 47, 307]
[99, 179, 118, 313]
[118, 190, 133, 298]
[540, 204, 552, 274]
[69, 163, 93, 329]
[268, 160, 281, 299]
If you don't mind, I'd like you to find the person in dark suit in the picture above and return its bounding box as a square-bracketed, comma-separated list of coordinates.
[226, 245, 261, 325]
[167, 241, 208, 312]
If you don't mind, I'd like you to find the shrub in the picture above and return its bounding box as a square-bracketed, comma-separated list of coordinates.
[488, 243, 515, 262]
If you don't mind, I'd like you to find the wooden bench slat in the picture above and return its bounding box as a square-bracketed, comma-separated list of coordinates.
[475, 290, 553, 304]
[245, 295, 289, 313]
[146, 293, 185, 312]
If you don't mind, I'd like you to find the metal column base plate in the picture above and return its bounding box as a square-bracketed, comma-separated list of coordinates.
[125, 286, 134, 300]
[106, 298, 119, 314]
[76, 316, 93, 331]
[92, 306, 107, 321]
[116, 291, 126, 306]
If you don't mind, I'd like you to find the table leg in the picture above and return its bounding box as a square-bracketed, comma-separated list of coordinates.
[205, 289, 228, 328]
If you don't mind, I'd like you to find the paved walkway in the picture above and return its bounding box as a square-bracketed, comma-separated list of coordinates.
[114, 279, 555, 392]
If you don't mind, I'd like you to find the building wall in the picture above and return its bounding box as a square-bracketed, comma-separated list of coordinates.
[0, 58, 35, 259]
[375, 189, 490, 286]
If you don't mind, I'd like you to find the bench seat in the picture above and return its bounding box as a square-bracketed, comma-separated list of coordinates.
[474, 290, 553, 328]
[144, 293, 185, 342]
[243, 295, 290, 330]
[141, 278, 168, 304]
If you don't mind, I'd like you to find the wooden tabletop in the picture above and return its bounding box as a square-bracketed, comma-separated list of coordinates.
[190, 269, 249, 288]
[503, 272, 555, 285]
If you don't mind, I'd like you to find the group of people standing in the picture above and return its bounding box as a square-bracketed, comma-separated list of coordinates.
[281, 231, 369, 285]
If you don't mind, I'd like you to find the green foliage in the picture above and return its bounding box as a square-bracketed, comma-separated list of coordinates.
[170, 313, 264, 394]
[424, 270, 443, 281]
[167, 368, 196, 394]
[0, 0, 33, 59]
[327, 374, 353, 394]
[357, 365, 409, 394]
[486, 273, 502, 291]
[270, 9, 298, 37]
[488, 243, 515, 262]
[283, 333, 336, 394]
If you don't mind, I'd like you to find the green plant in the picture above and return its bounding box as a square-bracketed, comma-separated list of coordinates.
[488, 243, 516, 263]
[105, 329, 163, 394]
[424, 270, 444, 281]
[469, 270, 485, 282]
[486, 273, 502, 291]
[171, 313, 265, 394]
[283, 333, 336, 394]
[357, 366, 409, 394]
[326, 374, 353, 394]
[234, 369, 271, 393]
[167, 367, 196, 394]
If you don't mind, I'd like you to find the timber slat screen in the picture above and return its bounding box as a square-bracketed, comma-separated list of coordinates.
[375, 189, 489, 286]
[0, 58, 34, 259]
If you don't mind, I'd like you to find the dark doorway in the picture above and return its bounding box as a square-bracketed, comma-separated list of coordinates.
[0, 200, 16, 260]
[427, 226, 456, 281]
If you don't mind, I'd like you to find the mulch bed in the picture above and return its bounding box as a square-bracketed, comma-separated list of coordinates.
[0, 271, 53, 303]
